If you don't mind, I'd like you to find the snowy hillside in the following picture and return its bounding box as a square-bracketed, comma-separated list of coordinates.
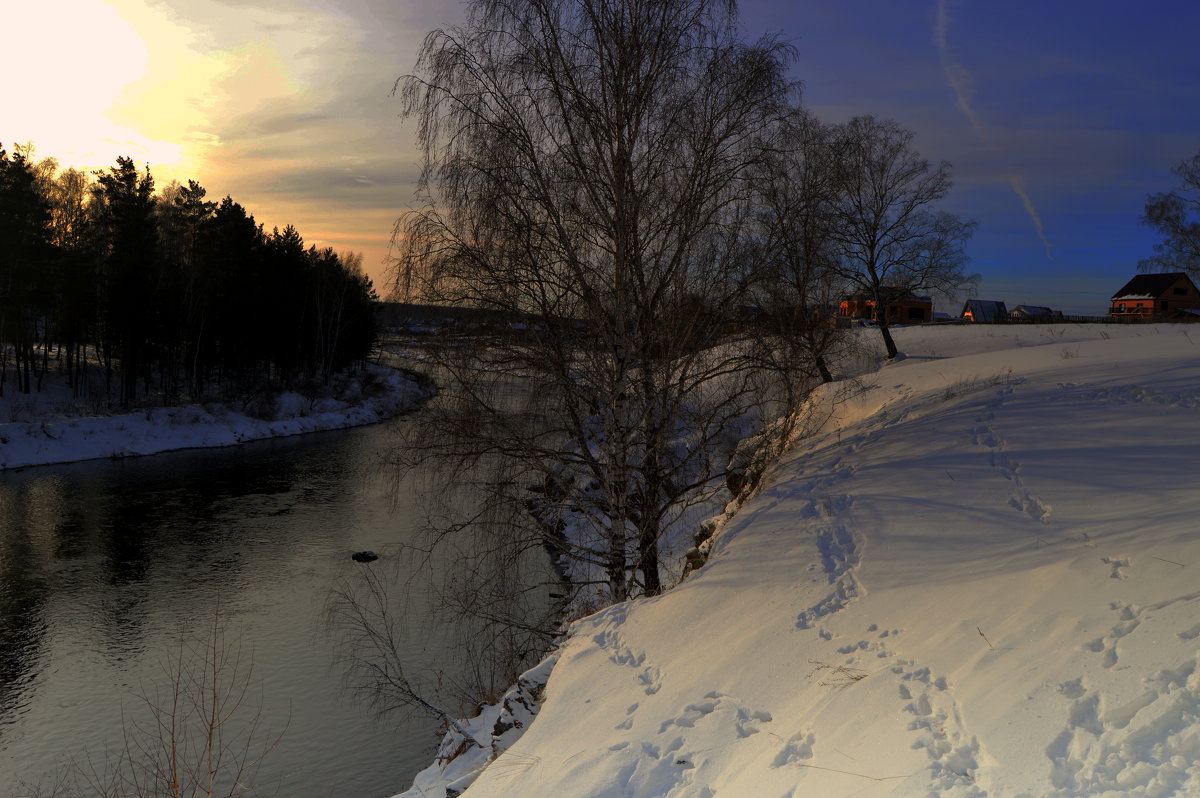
[442, 324, 1200, 797]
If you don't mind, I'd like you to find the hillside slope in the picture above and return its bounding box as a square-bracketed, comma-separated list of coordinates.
[458, 325, 1200, 797]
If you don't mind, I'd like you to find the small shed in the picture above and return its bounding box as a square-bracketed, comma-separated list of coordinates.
[961, 300, 1008, 323]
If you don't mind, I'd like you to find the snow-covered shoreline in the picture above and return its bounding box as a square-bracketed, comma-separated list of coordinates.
[396, 323, 1200, 798]
[0, 364, 434, 471]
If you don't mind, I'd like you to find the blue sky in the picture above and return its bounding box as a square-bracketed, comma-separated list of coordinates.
[7, 1, 1199, 314]
[738, 1, 1200, 313]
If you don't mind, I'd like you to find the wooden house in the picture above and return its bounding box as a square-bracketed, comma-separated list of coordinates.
[1109, 273, 1200, 319]
[838, 291, 933, 324]
[1009, 304, 1063, 321]
[961, 299, 1008, 323]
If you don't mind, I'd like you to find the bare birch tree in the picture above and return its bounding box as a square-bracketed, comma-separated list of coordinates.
[825, 116, 976, 359]
[752, 110, 855, 386]
[390, 0, 811, 604]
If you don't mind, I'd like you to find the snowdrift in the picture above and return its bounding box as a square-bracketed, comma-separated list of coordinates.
[445, 324, 1200, 797]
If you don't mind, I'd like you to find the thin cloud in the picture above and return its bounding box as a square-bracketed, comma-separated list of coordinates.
[1007, 173, 1053, 259]
[935, 0, 1054, 260]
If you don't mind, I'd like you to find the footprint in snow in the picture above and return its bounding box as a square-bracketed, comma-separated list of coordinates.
[1101, 555, 1132, 579]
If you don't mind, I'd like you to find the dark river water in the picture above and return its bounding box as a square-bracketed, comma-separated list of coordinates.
[0, 415, 497, 797]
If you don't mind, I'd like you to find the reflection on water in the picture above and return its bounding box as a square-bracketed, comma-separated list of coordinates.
[0, 420, 465, 797]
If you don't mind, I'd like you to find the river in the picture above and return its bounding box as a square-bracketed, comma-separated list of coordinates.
[0, 413, 526, 797]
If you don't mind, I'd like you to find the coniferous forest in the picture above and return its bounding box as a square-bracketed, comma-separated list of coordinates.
[0, 144, 378, 407]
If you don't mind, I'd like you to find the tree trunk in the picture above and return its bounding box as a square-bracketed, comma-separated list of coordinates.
[816, 354, 834, 383]
[878, 318, 898, 359]
[638, 524, 662, 596]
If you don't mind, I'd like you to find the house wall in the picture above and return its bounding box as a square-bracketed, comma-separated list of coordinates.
[838, 299, 932, 323]
[1161, 276, 1200, 313]
[1110, 300, 1153, 316]
[838, 299, 874, 318]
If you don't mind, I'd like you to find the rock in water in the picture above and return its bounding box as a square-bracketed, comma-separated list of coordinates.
[351, 550, 379, 563]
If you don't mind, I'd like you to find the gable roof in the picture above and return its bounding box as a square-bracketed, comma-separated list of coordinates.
[844, 289, 933, 304]
[1010, 305, 1058, 316]
[1111, 272, 1196, 300]
[961, 299, 1008, 322]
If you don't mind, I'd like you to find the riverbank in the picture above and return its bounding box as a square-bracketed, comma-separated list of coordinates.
[398, 323, 1200, 797]
[0, 364, 434, 471]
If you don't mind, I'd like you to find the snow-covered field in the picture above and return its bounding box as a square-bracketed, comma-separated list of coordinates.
[0, 365, 432, 470]
[406, 323, 1200, 797]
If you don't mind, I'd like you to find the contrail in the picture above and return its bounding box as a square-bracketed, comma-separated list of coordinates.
[1007, 173, 1053, 259]
[935, 0, 1054, 260]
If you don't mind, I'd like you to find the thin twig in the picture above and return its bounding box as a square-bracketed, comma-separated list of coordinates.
[977, 626, 994, 650]
[795, 763, 910, 781]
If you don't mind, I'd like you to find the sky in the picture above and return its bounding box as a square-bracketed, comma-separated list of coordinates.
[4, 0, 1199, 315]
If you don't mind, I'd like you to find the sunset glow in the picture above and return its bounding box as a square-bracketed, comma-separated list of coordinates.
[10, 0, 200, 171]
[4, 0, 1199, 307]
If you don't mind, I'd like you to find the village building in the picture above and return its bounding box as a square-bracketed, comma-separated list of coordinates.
[1109, 272, 1200, 319]
[960, 299, 1008, 322]
[1009, 304, 1063, 321]
[838, 291, 933, 324]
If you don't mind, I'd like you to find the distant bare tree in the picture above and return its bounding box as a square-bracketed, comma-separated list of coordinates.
[1140, 150, 1200, 277]
[752, 110, 856, 386]
[45, 166, 92, 253]
[825, 116, 976, 359]
[390, 0, 816, 606]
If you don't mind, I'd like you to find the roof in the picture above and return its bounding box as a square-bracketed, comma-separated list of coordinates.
[1010, 305, 1060, 317]
[961, 299, 1008, 322]
[1111, 272, 1196, 300]
[844, 290, 933, 304]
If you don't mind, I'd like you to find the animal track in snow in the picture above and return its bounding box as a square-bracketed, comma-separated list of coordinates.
[972, 417, 1052, 525]
[827, 624, 903, 661]
[658, 699, 718, 733]
[656, 691, 773, 739]
[1082, 602, 1144, 670]
[1178, 622, 1200, 641]
[613, 692, 771, 798]
[1101, 556, 1132, 579]
[886, 654, 985, 795]
[1080, 595, 1199, 676]
[795, 497, 865, 629]
[821, 628, 985, 793]
[592, 627, 662, 695]
[735, 706, 774, 738]
[771, 731, 815, 767]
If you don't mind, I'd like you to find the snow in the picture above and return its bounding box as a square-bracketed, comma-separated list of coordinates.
[0, 365, 433, 470]
[398, 323, 1200, 797]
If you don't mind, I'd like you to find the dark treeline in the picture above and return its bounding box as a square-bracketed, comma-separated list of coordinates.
[0, 144, 377, 406]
